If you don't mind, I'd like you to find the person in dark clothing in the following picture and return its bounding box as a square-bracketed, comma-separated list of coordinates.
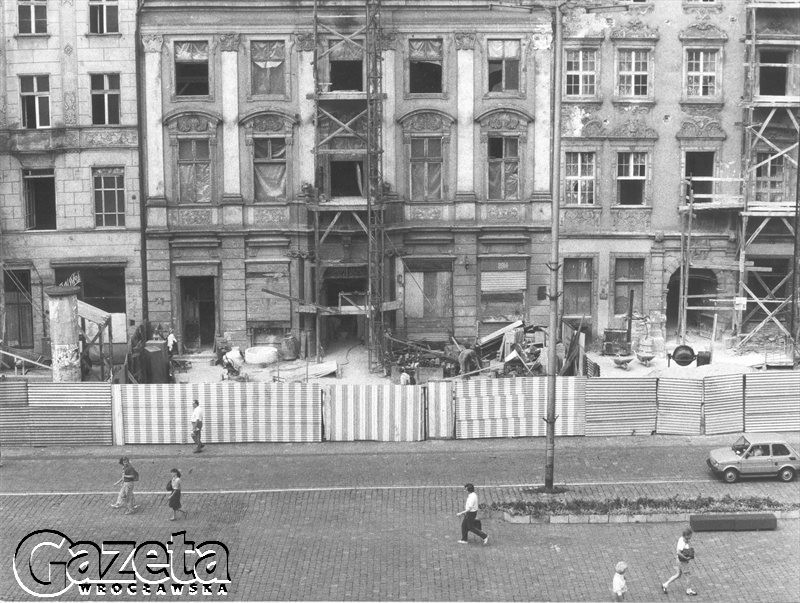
[167, 468, 187, 521]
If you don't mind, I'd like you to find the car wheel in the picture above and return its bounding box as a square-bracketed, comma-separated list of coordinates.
[723, 468, 739, 483]
[778, 467, 796, 483]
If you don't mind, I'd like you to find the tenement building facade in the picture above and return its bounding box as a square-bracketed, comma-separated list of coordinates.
[1, 0, 142, 354]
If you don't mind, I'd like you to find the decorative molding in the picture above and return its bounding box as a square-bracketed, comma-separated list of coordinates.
[63, 43, 73, 56]
[82, 129, 138, 147]
[683, 3, 724, 17]
[293, 33, 315, 52]
[486, 205, 521, 221]
[409, 206, 443, 221]
[625, 2, 655, 16]
[454, 32, 477, 51]
[679, 101, 725, 115]
[141, 34, 163, 53]
[608, 118, 658, 140]
[165, 112, 222, 132]
[676, 116, 727, 140]
[61, 0, 74, 5]
[218, 34, 241, 52]
[476, 109, 534, 131]
[242, 112, 297, 134]
[398, 110, 455, 132]
[378, 30, 397, 52]
[252, 207, 290, 223]
[63, 92, 77, 125]
[173, 209, 214, 227]
[560, 208, 602, 230]
[610, 19, 659, 41]
[679, 22, 728, 42]
[611, 208, 651, 231]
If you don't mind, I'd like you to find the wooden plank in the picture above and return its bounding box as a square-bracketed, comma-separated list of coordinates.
[477, 320, 524, 347]
[77, 300, 110, 325]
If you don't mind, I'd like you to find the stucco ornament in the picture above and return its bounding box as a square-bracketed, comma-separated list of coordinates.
[63, 43, 73, 56]
[480, 111, 528, 131]
[410, 207, 443, 221]
[400, 111, 453, 132]
[293, 33, 315, 52]
[679, 22, 728, 42]
[608, 118, 658, 140]
[250, 115, 288, 132]
[63, 92, 77, 125]
[612, 209, 651, 231]
[378, 30, 397, 52]
[560, 208, 602, 230]
[676, 116, 727, 140]
[610, 19, 659, 40]
[176, 115, 212, 132]
[142, 34, 164, 53]
[218, 34, 241, 52]
[454, 32, 476, 51]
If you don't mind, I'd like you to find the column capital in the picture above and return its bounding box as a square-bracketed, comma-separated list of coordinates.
[454, 32, 477, 51]
[293, 33, 316, 52]
[141, 34, 163, 53]
[218, 33, 241, 52]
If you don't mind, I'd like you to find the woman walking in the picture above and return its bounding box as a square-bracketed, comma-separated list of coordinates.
[167, 468, 187, 521]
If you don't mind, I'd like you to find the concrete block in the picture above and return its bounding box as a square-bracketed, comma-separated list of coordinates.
[550, 515, 569, 524]
[503, 512, 530, 524]
[588, 514, 609, 524]
[567, 515, 589, 524]
[646, 513, 669, 523]
[631, 514, 647, 523]
[609, 514, 630, 524]
[690, 513, 777, 532]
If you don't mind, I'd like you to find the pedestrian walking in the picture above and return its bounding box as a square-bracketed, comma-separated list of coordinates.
[166, 468, 187, 521]
[661, 527, 697, 596]
[191, 399, 204, 453]
[456, 483, 488, 545]
[110, 456, 139, 515]
[612, 561, 628, 601]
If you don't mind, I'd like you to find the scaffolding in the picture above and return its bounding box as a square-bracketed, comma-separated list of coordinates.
[738, 0, 800, 350]
[308, 0, 388, 370]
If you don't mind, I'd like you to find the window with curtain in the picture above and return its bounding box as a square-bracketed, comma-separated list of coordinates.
[409, 39, 443, 93]
[410, 137, 442, 201]
[174, 41, 209, 96]
[488, 136, 519, 200]
[251, 41, 285, 95]
[253, 138, 286, 202]
[563, 258, 593, 317]
[614, 258, 644, 315]
[178, 139, 211, 203]
[487, 40, 520, 93]
[565, 151, 595, 205]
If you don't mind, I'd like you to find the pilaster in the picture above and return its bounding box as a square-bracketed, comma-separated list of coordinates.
[455, 32, 476, 201]
[219, 34, 242, 205]
[142, 34, 166, 204]
[296, 34, 316, 188]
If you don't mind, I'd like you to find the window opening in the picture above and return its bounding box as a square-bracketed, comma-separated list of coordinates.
[685, 151, 714, 201]
[18, 0, 47, 34]
[178, 139, 211, 203]
[614, 258, 644, 315]
[563, 258, 593, 317]
[686, 49, 717, 97]
[758, 50, 789, 96]
[251, 41, 285, 95]
[488, 136, 519, 200]
[91, 74, 120, 125]
[23, 168, 56, 230]
[755, 152, 785, 203]
[174, 41, 209, 96]
[254, 138, 287, 201]
[89, 0, 118, 34]
[617, 151, 646, 205]
[565, 151, 595, 204]
[94, 168, 125, 227]
[409, 39, 443, 94]
[3, 270, 34, 348]
[53, 267, 126, 313]
[618, 49, 649, 97]
[410, 137, 443, 201]
[488, 40, 520, 93]
[565, 49, 596, 96]
[20, 75, 50, 129]
[330, 160, 364, 197]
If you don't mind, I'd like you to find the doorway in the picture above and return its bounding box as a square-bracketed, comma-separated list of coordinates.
[666, 268, 719, 336]
[180, 276, 216, 351]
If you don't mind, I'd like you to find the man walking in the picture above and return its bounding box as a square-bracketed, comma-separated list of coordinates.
[191, 399, 205, 453]
[661, 527, 697, 596]
[457, 483, 488, 545]
[111, 456, 139, 515]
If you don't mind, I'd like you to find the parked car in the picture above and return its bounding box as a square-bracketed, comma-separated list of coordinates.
[707, 433, 800, 483]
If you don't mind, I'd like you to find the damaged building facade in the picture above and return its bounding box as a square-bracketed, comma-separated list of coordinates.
[1, 0, 143, 355]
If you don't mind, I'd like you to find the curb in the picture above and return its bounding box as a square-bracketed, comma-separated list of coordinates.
[497, 509, 800, 524]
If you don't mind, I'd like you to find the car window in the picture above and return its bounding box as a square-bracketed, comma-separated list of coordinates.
[747, 445, 770, 457]
[772, 444, 791, 456]
[733, 436, 750, 454]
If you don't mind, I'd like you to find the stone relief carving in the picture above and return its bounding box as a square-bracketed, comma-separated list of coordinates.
[142, 34, 164, 53]
[682, 105, 723, 117]
[679, 22, 728, 41]
[479, 111, 529, 131]
[63, 92, 77, 125]
[293, 33, 315, 52]
[218, 34, 241, 52]
[248, 115, 290, 132]
[409, 206, 443, 221]
[253, 208, 289, 223]
[82, 130, 138, 147]
[60, 0, 74, 5]
[173, 210, 214, 227]
[612, 209, 651, 231]
[683, 3, 725, 17]
[454, 32, 477, 51]
[560, 208, 601, 230]
[486, 205, 521, 221]
[378, 30, 397, 52]
[610, 19, 659, 40]
[64, 43, 73, 56]
[608, 118, 658, 140]
[676, 116, 727, 140]
[401, 112, 453, 132]
[174, 115, 214, 132]
[625, 2, 655, 16]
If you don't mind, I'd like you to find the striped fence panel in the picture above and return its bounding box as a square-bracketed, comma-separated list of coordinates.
[585, 379, 657, 437]
[744, 372, 800, 432]
[324, 384, 424, 441]
[115, 383, 322, 444]
[27, 383, 113, 445]
[454, 377, 585, 439]
[426, 381, 454, 439]
[657, 379, 703, 435]
[704, 375, 744, 435]
[0, 381, 31, 446]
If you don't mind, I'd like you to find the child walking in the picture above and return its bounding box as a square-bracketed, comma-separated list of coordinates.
[167, 468, 187, 521]
[612, 561, 628, 601]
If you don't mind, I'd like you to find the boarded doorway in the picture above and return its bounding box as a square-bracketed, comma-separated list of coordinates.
[180, 276, 216, 351]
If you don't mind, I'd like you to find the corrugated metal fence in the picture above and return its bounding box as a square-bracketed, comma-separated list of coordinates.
[426, 381, 454, 439]
[324, 384, 424, 441]
[744, 372, 800, 432]
[585, 378, 658, 436]
[0, 381, 31, 446]
[704, 375, 744, 435]
[657, 378, 704, 435]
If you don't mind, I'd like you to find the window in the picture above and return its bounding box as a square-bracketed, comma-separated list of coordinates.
[614, 259, 644, 315]
[251, 41, 285, 96]
[563, 258, 592, 317]
[328, 39, 363, 91]
[686, 49, 718, 97]
[565, 152, 595, 205]
[617, 152, 647, 205]
[3, 270, 34, 348]
[54, 267, 126, 313]
[685, 151, 715, 201]
[178, 139, 211, 203]
[772, 444, 791, 457]
[89, 0, 118, 34]
[480, 259, 526, 322]
[758, 50, 790, 96]
[410, 137, 443, 201]
[174, 41, 209, 96]
[91, 74, 120, 125]
[617, 49, 650, 97]
[23, 168, 56, 230]
[488, 137, 519, 200]
[18, 0, 46, 34]
[93, 168, 125, 227]
[329, 160, 364, 197]
[404, 270, 452, 319]
[565, 49, 597, 96]
[409, 39, 443, 94]
[253, 138, 286, 202]
[487, 40, 520, 93]
[20, 75, 50, 129]
[755, 152, 785, 203]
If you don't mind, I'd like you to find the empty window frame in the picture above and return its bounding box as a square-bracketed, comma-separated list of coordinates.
[565, 49, 597, 97]
[488, 136, 519, 200]
[251, 41, 285, 96]
[18, 0, 46, 34]
[685, 151, 715, 201]
[91, 74, 120, 125]
[487, 40, 520, 93]
[409, 39, 443, 94]
[177, 139, 211, 203]
[20, 75, 50, 129]
[89, 0, 118, 34]
[617, 152, 647, 205]
[563, 258, 593, 318]
[3, 270, 35, 348]
[93, 168, 125, 227]
[755, 152, 785, 203]
[329, 160, 364, 197]
[54, 267, 126, 313]
[410, 137, 443, 201]
[614, 258, 644, 315]
[328, 39, 364, 91]
[565, 151, 595, 205]
[253, 138, 287, 202]
[174, 41, 209, 96]
[23, 168, 57, 230]
[617, 49, 650, 97]
[686, 49, 719, 97]
[758, 50, 790, 96]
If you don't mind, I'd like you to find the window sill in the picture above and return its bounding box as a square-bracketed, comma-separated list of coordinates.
[484, 92, 525, 100]
[246, 93, 290, 102]
[171, 95, 214, 102]
[611, 98, 655, 107]
[562, 203, 598, 208]
[562, 97, 603, 105]
[14, 34, 50, 40]
[680, 98, 724, 110]
[85, 33, 122, 38]
[405, 92, 448, 100]
[612, 204, 651, 209]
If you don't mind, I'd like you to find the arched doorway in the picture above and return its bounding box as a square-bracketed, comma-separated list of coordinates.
[666, 268, 719, 337]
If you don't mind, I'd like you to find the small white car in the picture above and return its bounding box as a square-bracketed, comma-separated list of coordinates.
[707, 433, 800, 483]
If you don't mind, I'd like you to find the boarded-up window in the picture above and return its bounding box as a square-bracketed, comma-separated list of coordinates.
[563, 258, 592, 317]
[480, 258, 526, 321]
[614, 258, 644, 315]
[246, 264, 290, 321]
[405, 271, 451, 319]
[251, 41, 285, 95]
